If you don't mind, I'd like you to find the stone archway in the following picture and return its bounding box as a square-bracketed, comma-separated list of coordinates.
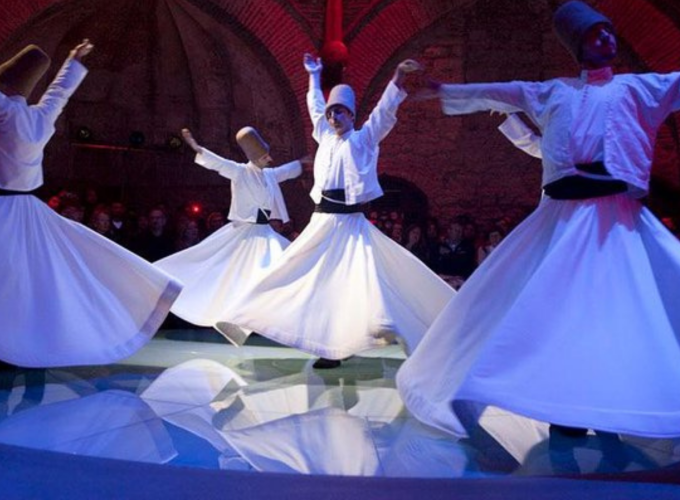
[371, 174, 430, 224]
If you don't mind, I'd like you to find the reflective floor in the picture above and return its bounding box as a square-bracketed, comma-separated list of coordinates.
[0, 330, 678, 479]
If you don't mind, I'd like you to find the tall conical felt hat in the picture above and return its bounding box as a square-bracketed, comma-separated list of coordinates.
[553, 1, 612, 61]
[325, 84, 355, 116]
[235, 126, 270, 163]
[0, 45, 51, 98]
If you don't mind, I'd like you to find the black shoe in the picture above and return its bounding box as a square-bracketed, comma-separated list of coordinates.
[550, 424, 589, 437]
[313, 358, 342, 369]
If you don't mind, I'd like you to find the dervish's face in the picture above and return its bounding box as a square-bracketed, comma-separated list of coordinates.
[254, 153, 273, 169]
[580, 23, 617, 69]
[325, 105, 354, 136]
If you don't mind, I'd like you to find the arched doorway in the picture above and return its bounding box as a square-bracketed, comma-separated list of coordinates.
[369, 174, 429, 225]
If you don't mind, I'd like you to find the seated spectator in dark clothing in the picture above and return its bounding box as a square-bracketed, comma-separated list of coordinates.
[59, 203, 85, 223]
[89, 206, 116, 240]
[391, 222, 403, 243]
[435, 220, 476, 279]
[477, 227, 505, 265]
[56, 191, 85, 223]
[81, 185, 100, 223]
[132, 207, 175, 261]
[402, 223, 430, 264]
[424, 217, 442, 264]
[174, 218, 202, 251]
[109, 201, 134, 248]
[205, 211, 226, 235]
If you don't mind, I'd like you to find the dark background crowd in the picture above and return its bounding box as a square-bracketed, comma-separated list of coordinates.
[44, 185, 680, 291]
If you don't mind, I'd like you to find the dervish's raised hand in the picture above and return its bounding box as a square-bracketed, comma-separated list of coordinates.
[392, 59, 424, 89]
[181, 128, 203, 154]
[303, 53, 323, 74]
[397, 59, 424, 74]
[70, 39, 94, 61]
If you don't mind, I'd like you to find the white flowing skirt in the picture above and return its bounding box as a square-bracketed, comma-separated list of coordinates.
[220, 212, 455, 359]
[0, 196, 182, 367]
[155, 223, 289, 326]
[397, 193, 680, 438]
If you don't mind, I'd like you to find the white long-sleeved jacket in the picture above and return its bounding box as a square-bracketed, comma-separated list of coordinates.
[440, 66, 680, 198]
[307, 80, 407, 205]
[195, 149, 301, 223]
[0, 58, 87, 191]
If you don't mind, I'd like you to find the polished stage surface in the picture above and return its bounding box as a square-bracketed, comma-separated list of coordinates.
[1, 329, 680, 498]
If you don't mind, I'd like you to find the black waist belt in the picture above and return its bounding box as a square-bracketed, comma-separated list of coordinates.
[544, 162, 627, 200]
[314, 189, 366, 214]
[255, 209, 271, 224]
[575, 161, 609, 176]
[0, 188, 37, 197]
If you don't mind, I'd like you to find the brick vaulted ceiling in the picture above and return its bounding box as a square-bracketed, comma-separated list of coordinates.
[0, 0, 473, 149]
[2, 1, 679, 109]
[0, 0, 679, 213]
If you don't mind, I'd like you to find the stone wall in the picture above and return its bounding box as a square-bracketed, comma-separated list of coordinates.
[0, 0, 678, 227]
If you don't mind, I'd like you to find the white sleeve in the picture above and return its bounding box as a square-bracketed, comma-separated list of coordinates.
[306, 79, 330, 143]
[361, 80, 407, 146]
[35, 58, 88, 123]
[635, 72, 680, 126]
[498, 114, 542, 159]
[440, 81, 534, 117]
[272, 160, 302, 182]
[194, 148, 244, 180]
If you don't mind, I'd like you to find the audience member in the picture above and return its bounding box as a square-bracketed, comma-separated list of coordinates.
[108, 201, 133, 247]
[132, 207, 175, 261]
[477, 227, 504, 265]
[402, 223, 430, 263]
[89, 206, 115, 239]
[174, 218, 202, 251]
[205, 211, 226, 235]
[59, 203, 85, 223]
[38, 191, 678, 271]
[436, 219, 476, 280]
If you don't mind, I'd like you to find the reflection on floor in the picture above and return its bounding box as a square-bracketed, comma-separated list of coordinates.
[0, 329, 678, 480]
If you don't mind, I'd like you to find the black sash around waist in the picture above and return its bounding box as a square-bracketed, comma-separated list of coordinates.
[255, 208, 272, 224]
[544, 162, 627, 200]
[0, 187, 37, 197]
[314, 189, 366, 214]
